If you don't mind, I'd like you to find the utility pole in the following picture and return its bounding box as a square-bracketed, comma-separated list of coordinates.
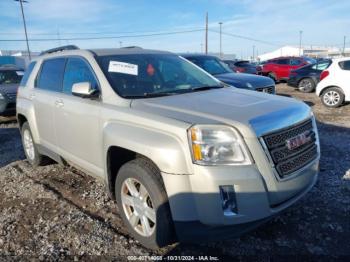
[299, 30, 303, 56]
[14, 0, 31, 60]
[343, 36, 346, 57]
[205, 12, 208, 54]
[219, 22, 223, 58]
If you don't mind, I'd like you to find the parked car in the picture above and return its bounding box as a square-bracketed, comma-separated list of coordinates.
[288, 59, 332, 93]
[316, 57, 350, 107]
[182, 54, 275, 94]
[223, 60, 259, 74]
[17, 45, 320, 249]
[262, 56, 316, 82]
[0, 65, 24, 115]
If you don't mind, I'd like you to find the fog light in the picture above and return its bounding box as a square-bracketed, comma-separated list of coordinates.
[219, 185, 238, 216]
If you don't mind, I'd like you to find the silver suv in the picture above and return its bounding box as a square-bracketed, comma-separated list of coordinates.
[17, 45, 320, 249]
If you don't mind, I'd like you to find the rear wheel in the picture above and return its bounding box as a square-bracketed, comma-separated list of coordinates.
[321, 87, 345, 108]
[115, 158, 174, 249]
[298, 78, 315, 93]
[21, 122, 47, 166]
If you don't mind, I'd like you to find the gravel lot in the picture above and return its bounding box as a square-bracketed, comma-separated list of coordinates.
[0, 83, 349, 260]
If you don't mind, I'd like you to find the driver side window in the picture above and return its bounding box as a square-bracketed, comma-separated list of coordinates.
[63, 57, 98, 94]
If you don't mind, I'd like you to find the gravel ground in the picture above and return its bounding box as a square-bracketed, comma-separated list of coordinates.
[0, 84, 349, 261]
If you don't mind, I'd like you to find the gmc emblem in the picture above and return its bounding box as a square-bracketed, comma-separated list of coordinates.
[286, 131, 312, 150]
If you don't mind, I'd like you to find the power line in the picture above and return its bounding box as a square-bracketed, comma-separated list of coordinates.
[0, 28, 205, 42]
[209, 29, 281, 46]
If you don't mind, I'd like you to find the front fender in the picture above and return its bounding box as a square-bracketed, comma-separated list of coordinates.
[103, 121, 193, 176]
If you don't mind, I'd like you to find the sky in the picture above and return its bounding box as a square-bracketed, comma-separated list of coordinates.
[0, 0, 349, 58]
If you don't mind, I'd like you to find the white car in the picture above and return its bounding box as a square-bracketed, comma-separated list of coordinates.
[316, 58, 350, 107]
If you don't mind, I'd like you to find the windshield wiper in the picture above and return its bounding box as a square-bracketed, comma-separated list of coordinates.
[191, 85, 224, 92]
[123, 92, 177, 99]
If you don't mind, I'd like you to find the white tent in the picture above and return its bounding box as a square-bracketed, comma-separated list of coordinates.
[258, 46, 302, 61]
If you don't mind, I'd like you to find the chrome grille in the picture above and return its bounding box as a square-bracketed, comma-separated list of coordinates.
[262, 119, 318, 178]
[256, 86, 274, 94]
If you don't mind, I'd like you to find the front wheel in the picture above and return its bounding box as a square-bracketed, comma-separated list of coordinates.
[21, 122, 47, 166]
[321, 87, 345, 108]
[115, 158, 175, 249]
[298, 78, 315, 93]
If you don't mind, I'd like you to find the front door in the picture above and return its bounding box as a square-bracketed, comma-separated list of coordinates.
[54, 57, 103, 177]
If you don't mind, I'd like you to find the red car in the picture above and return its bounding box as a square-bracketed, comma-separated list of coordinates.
[262, 56, 316, 82]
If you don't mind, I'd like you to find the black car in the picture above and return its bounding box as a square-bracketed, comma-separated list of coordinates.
[224, 60, 259, 74]
[287, 59, 332, 93]
[181, 54, 275, 94]
[0, 65, 23, 115]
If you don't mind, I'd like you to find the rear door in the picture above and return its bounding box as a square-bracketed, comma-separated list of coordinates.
[33, 58, 66, 149]
[337, 60, 350, 99]
[54, 56, 103, 177]
[276, 58, 291, 79]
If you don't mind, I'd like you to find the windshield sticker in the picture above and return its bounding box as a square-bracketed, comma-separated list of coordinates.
[16, 71, 24, 76]
[108, 61, 138, 76]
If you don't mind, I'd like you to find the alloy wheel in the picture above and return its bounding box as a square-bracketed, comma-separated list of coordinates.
[23, 129, 35, 160]
[121, 178, 156, 237]
[323, 90, 340, 106]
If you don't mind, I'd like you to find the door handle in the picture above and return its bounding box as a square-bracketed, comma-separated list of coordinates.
[55, 99, 64, 108]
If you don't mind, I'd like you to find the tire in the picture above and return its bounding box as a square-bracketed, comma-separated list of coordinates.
[115, 158, 175, 249]
[21, 122, 47, 167]
[268, 72, 277, 83]
[298, 78, 315, 93]
[321, 87, 345, 108]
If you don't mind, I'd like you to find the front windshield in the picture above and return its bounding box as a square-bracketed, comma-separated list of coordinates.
[0, 70, 23, 84]
[185, 56, 233, 75]
[97, 54, 223, 98]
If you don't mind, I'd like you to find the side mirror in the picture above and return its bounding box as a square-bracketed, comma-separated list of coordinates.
[72, 82, 99, 99]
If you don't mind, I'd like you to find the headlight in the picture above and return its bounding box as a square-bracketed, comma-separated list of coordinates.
[0, 93, 4, 99]
[188, 125, 252, 165]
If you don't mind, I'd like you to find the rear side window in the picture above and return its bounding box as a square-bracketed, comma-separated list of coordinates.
[339, 60, 350, 70]
[276, 59, 289, 65]
[62, 57, 98, 94]
[20, 61, 36, 86]
[290, 59, 302, 66]
[36, 58, 66, 92]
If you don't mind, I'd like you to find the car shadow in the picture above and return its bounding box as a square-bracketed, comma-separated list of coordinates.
[0, 126, 25, 168]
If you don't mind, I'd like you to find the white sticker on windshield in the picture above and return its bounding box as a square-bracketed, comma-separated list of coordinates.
[108, 61, 138, 76]
[16, 71, 24, 76]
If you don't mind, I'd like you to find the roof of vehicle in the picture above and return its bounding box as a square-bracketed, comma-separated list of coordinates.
[0, 64, 23, 71]
[328, 57, 350, 62]
[179, 53, 218, 59]
[37, 45, 173, 60]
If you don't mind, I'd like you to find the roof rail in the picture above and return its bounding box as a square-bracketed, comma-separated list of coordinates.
[40, 45, 79, 56]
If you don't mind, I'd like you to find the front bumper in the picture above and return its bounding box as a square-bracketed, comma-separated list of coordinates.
[163, 158, 319, 242]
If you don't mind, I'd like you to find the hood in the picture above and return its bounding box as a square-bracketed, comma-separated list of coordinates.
[0, 83, 19, 95]
[131, 87, 311, 137]
[215, 72, 274, 90]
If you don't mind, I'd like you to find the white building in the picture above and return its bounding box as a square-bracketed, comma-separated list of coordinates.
[258, 45, 345, 61]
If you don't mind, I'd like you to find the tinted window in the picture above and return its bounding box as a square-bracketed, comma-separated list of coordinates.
[276, 59, 289, 65]
[37, 58, 66, 92]
[339, 60, 350, 70]
[0, 70, 23, 85]
[97, 54, 222, 98]
[290, 59, 302, 66]
[20, 61, 36, 86]
[186, 56, 232, 75]
[312, 61, 331, 71]
[63, 58, 98, 94]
